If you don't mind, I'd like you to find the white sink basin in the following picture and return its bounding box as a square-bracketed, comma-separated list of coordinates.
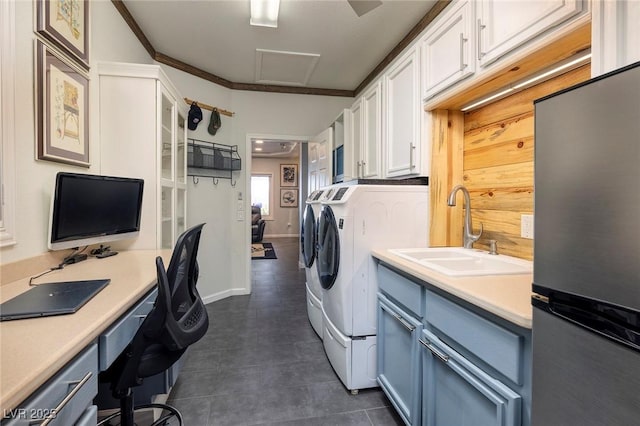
[389, 247, 532, 277]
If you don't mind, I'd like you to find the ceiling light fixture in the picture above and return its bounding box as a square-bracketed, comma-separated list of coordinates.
[250, 0, 280, 28]
[255, 147, 263, 151]
[255, 140, 264, 144]
[461, 51, 592, 112]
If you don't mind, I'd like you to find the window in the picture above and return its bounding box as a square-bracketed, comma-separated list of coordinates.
[251, 174, 273, 219]
[0, 0, 16, 247]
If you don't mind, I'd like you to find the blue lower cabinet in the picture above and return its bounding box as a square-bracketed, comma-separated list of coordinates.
[377, 294, 422, 425]
[420, 329, 521, 426]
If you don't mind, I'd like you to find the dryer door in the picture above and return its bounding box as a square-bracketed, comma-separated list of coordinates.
[301, 204, 316, 268]
[317, 205, 340, 290]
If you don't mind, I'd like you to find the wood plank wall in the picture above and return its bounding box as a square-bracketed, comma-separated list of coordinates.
[460, 64, 591, 260]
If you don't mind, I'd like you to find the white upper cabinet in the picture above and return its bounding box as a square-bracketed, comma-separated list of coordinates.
[99, 63, 187, 250]
[421, 0, 475, 100]
[308, 127, 333, 191]
[477, 0, 584, 67]
[592, 0, 640, 77]
[361, 81, 383, 179]
[350, 80, 383, 180]
[384, 47, 422, 178]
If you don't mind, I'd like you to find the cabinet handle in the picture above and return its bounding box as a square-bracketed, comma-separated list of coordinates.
[357, 161, 362, 179]
[40, 371, 93, 426]
[392, 313, 416, 332]
[361, 161, 366, 178]
[419, 339, 450, 363]
[477, 19, 486, 60]
[409, 143, 416, 170]
[459, 33, 468, 70]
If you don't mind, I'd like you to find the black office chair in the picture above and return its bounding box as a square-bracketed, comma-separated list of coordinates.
[100, 223, 209, 426]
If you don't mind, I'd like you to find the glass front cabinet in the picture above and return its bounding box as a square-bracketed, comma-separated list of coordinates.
[99, 62, 188, 250]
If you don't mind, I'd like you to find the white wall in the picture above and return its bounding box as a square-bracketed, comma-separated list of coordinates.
[1, 0, 152, 264]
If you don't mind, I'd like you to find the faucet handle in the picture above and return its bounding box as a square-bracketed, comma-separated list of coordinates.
[488, 239, 498, 255]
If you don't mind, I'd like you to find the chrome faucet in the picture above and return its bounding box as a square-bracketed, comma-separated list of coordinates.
[447, 185, 483, 249]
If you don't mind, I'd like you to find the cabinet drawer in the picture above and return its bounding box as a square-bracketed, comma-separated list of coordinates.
[420, 329, 521, 426]
[4, 345, 98, 426]
[378, 265, 424, 317]
[99, 288, 157, 371]
[424, 289, 523, 384]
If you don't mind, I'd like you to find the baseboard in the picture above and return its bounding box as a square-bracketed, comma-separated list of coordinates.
[264, 234, 300, 238]
[202, 287, 249, 304]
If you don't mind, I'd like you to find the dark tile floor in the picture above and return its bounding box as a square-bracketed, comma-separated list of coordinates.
[167, 237, 403, 426]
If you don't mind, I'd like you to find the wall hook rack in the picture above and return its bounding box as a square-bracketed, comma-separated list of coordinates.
[184, 98, 234, 117]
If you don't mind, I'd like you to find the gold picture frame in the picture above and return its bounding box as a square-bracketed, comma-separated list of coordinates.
[35, 40, 90, 167]
[35, 0, 90, 69]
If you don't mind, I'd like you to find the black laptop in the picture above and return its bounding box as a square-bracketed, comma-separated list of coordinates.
[0, 279, 110, 321]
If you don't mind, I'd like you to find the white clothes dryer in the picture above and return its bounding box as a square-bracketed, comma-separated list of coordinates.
[316, 183, 429, 391]
[300, 188, 328, 338]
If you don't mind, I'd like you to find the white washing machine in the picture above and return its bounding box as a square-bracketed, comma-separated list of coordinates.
[300, 188, 328, 338]
[316, 183, 429, 391]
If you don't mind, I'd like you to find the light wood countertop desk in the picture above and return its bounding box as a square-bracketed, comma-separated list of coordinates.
[0, 250, 171, 415]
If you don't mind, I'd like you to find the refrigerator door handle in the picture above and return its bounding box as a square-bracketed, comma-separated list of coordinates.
[547, 299, 640, 352]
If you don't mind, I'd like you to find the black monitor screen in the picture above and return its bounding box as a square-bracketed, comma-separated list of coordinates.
[49, 173, 144, 250]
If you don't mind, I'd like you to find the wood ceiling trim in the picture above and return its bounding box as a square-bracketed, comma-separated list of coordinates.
[111, 0, 156, 58]
[112, 0, 448, 98]
[154, 53, 234, 88]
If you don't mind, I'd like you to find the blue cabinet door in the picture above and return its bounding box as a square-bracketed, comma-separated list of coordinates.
[377, 294, 422, 425]
[420, 329, 521, 426]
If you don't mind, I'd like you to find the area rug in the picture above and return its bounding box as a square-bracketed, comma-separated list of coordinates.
[251, 242, 277, 260]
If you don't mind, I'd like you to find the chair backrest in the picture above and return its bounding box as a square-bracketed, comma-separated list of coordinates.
[155, 223, 209, 351]
[107, 223, 209, 396]
[251, 206, 262, 225]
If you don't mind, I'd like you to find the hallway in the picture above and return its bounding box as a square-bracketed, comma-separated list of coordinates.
[167, 237, 402, 425]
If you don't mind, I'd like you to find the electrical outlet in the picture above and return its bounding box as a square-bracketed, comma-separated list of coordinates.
[521, 214, 534, 239]
[236, 211, 244, 221]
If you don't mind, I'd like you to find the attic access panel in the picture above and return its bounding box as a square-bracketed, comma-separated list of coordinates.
[255, 49, 320, 86]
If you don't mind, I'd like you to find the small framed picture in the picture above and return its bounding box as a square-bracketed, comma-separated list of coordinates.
[35, 40, 90, 167]
[280, 189, 298, 208]
[35, 0, 90, 69]
[280, 164, 298, 187]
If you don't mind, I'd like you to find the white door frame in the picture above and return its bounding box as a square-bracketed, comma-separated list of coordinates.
[244, 133, 310, 293]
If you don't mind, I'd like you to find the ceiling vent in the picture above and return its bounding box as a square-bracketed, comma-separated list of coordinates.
[255, 49, 320, 86]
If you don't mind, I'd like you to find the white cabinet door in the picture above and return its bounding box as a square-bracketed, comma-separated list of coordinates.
[362, 81, 382, 178]
[384, 47, 421, 178]
[308, 127, 333, 191]
[477, 0, 583, 67]
[422, 0, 475, 100]
[350, 97, 363, 180]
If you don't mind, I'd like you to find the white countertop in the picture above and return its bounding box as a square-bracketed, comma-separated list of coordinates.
[371, 248, 533, 329]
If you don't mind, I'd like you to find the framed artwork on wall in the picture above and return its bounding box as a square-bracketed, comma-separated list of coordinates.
[280, 164, 298, 187]
[35, 40, 90, 167]
[35, 0, 90, 69]
[280, 189, 298, 208]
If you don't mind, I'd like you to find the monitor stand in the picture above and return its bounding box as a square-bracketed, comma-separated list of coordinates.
[92, 245, 119, 259]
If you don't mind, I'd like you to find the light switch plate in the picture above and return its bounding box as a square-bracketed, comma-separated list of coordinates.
[237, 211, 244, 221]
[521, 214, 534, 239]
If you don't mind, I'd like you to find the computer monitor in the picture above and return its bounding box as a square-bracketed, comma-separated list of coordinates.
[48, 172, 144, 250]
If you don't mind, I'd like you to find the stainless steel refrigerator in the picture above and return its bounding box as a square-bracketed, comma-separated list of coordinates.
[532, 61, 640, 425]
